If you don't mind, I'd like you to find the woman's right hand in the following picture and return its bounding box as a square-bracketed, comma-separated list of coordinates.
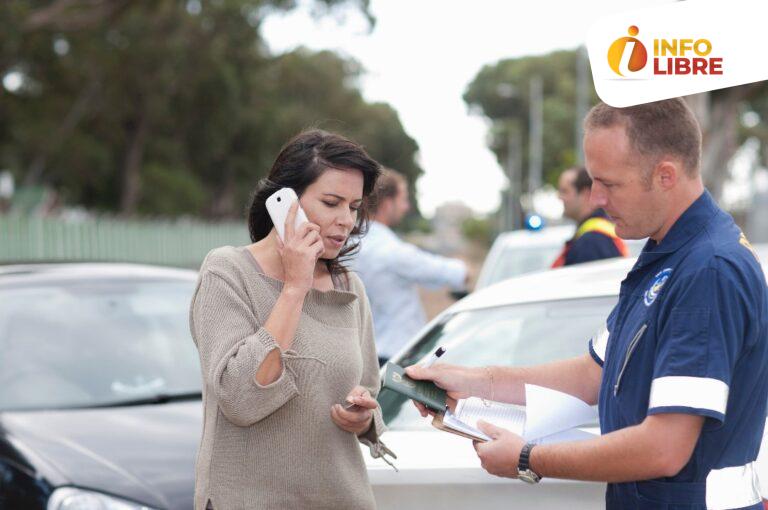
[405, 363, 484, 417]
[277, 201, 324, 292]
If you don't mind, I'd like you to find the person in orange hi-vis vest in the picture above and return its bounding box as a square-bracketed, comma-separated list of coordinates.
[552, 166, 629, 268]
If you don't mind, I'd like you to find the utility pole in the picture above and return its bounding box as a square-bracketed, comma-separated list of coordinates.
[506, 124, 524, 230]
[528, 75, 543, 197]
[496, 83, 524, 231]
[575, 45, 590, 164]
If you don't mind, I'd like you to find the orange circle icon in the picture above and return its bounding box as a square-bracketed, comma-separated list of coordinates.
[607, 26, 648, 76]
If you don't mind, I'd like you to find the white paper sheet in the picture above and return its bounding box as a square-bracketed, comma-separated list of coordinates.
[445, 385, 598, 443]
[522, 384, 598, 441]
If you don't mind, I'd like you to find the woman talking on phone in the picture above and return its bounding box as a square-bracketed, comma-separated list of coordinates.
[190, 130, 390, 510]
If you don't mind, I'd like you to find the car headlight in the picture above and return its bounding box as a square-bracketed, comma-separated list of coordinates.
[47, 487, 156, 510]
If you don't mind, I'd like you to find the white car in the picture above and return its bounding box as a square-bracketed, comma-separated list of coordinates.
[367, 255, 768, 510]
[755, 243, 768, 265]
[475, 225, 575, 289]
[475, 225, 645, 290]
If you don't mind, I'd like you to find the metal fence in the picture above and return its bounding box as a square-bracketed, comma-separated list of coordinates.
[0, 215, 251, 269]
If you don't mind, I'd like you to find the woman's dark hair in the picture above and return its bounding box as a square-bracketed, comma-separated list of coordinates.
[248, 129, 381, 276]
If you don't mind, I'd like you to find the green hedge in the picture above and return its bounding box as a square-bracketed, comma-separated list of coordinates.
[0, 215, 250, 269]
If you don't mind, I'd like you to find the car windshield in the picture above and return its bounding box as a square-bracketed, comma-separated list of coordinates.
[483, 244, 563, 286]
[379, 296, 617, 430]
[0, 278, 201, 411]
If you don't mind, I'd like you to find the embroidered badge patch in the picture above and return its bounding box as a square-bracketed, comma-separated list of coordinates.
[739, 231, 759, 262]
[644, 268, 672, 307]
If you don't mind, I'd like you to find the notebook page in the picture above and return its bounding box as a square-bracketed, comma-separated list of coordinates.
[454, 396, 526, 436]
[442, 411, 490, 441]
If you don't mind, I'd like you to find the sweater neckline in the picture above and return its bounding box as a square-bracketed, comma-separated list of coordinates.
[237, 246, 358, 309]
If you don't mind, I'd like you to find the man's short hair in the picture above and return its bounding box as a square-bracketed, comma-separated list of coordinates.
[583, 98, 702, 177]
[565, 166, 592, 193]
[369, 168, 406, 214]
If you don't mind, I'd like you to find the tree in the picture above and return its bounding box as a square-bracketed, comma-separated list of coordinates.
[743, 86, 768, 169]
[260, 49, 421, 177]
[464, 49, 599, 192]
[465, 47, 768, 206]
[1, 0, 426, 220]
[685, 84, 768, 200]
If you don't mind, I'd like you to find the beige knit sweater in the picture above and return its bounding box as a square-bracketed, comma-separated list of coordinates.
[190, 246, 387, 510]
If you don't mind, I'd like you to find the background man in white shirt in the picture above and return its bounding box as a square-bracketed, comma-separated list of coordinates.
[353, 169, 468, 365]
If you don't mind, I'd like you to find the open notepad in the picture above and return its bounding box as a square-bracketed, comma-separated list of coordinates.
[432, 384, 598, 444]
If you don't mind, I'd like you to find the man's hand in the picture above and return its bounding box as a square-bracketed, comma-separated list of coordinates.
[405, 363, 485, 417]
[469, 413, 706, 483]
[473, 421, 526, 479]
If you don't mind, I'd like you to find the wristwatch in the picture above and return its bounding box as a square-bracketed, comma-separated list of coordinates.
[517, 443, 542, 484]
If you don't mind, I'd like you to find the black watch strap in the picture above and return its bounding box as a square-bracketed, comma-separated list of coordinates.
[519, 443, 534, 471]
[518, 443, 541, 484]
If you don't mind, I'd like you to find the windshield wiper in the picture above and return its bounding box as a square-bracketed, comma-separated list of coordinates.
[78, 391, 202, 409]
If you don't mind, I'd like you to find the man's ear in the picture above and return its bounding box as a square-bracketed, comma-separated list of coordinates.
[578, 188, 591, 203]
[378, 196, 392, 216]
[654, 160, 679, 191]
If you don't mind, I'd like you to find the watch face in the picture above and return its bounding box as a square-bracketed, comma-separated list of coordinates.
[518, 470, 541, 484]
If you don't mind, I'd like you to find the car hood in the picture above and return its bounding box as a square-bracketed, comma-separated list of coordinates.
[365, 427, 601, 486]
[371, 421, 768, 499]
[1, 400, 201, 510]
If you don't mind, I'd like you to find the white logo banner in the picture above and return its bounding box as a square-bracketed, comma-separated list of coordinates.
[587, 0, 767, 107]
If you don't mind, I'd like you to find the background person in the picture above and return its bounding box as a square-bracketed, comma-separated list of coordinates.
[552, 166, 628, 267]
[353, 168, 468, 366]
[190, 130, 390, 510]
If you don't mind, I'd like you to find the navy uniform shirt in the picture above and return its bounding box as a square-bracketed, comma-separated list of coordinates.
[565, 210, 625, 266]
[588, 191, 768, 510]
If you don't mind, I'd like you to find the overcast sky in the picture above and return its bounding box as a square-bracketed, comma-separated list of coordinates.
[262, 0, 673, 216]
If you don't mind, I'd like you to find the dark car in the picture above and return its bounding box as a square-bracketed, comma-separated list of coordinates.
[0, 263, 202, 510]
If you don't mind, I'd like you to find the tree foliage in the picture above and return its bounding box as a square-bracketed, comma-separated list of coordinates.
[464, 49, 598, 190]
[0, 0, 422, 218]
[464, 48, 768, 203]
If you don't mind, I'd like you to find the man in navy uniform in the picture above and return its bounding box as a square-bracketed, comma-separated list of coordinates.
[407, 98, 768, 509]
[552, 166, 629, 267]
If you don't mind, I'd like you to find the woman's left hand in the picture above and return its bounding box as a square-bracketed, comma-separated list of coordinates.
[331, 386, 378, 435]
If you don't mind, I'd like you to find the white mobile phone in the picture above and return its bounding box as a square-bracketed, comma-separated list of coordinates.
[265, 188, 309, 242]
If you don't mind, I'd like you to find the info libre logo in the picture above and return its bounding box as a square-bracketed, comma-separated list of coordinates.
[607, 26, 723, 78]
